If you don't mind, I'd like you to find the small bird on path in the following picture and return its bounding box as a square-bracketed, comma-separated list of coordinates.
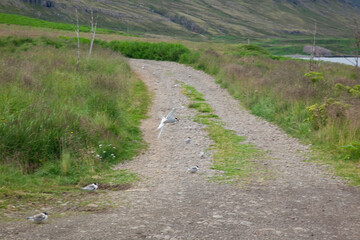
[157, 108, 179, 139]
[184, 137, 191, 144]
[81, 183, 98, 191]
[27, 212, 48, 223]
[187, 165, 199, 173]
[200, 151, 205, 159]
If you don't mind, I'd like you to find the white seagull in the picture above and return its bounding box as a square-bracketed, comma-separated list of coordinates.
[157, 108, 179, 139]
[200, 151, 205, 159]
[81, 183, 98, 191]
[27, 212, 48, 223]
[184, 137, 191, 144]
[187, 165, 199, 173]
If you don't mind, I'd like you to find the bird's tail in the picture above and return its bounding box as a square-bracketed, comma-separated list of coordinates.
[157, 117, 166, 130]
[157, 126, 165, 139]
[27, 217, 34, 221]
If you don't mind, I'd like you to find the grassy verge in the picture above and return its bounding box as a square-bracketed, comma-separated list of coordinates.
[0, 36, 150, 212]
[180, 46, 360, 185]
[181, 84, 264, 184]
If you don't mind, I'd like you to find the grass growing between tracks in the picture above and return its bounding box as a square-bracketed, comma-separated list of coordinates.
[181, 83, 264, 184]
[180, 46, 360, 185]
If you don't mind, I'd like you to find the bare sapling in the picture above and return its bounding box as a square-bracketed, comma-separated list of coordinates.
[354, 20, 360, 82]
[75, 9, 80, 71]
[88, 9, 98, 59]
[309, 21, 317, 72]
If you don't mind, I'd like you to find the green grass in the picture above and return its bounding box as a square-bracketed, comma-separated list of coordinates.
[182, 84, 205, 101]
[0, 13, 135, 36]
[181, 84, 263, 183]
[0, 36, 150, 210]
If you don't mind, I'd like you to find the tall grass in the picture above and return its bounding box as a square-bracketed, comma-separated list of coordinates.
[180, 45, 360, 185]
[0, 36, 150, 197]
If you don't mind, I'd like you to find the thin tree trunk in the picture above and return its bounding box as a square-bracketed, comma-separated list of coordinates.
[310, 21, 317, 72]
[88, 10, 97, 59]
[75, 9, 80, 71]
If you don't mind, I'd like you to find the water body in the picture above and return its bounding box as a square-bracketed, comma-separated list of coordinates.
[288, 55, 358, 66]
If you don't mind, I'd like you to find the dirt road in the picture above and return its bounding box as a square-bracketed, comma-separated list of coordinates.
[1, 59, 359, 239]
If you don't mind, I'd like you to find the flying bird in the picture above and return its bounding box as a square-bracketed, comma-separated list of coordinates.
[81, 183, 98, 191]
[27, 212, 48, 223]
[157, 108, 179, 139]
[187, 165, 199, 173]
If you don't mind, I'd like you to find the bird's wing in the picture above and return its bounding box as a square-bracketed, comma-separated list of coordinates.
[34, 214, 46, 222]
[166, 108, 176, 118]
[82, 184, 95, 190]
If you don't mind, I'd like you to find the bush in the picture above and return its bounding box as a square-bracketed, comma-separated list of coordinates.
[107, 40, 190, 61]
[305, 71, 324, 83]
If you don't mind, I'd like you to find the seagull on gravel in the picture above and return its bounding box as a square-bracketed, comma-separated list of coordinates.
[200, 151, 205, 159]
[184, 137, 191, 144]
[81, 183, 98, 191]
[27, 212, 48, 223]
[187, 165, 199, 173]
[157, 108, 179, 139]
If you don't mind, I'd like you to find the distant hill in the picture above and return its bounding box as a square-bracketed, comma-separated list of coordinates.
[1, 0, 360, 40]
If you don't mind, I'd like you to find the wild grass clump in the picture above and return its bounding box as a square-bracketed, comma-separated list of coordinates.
[108, 40, 190, 61]
[180, 47, 360, 184]
[0, 36, 150, 196]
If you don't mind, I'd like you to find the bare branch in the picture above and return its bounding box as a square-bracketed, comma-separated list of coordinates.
[75, 9, 80, 71]
[309, 21, 317, 72]
[88, 9, 98, 59]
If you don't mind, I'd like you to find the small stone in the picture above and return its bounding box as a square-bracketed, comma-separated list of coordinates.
[86, 204, 98, 208]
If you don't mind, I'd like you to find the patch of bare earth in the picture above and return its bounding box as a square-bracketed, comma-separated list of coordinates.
[0, 59, 359, 240]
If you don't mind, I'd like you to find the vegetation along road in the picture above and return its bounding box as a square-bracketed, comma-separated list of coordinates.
[1, 58, 359, 239]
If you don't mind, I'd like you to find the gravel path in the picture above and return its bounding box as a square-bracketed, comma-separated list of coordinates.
[1, 59, 359, 240]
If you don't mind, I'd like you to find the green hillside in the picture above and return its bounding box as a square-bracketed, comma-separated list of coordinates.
[1, 0, 359, 40]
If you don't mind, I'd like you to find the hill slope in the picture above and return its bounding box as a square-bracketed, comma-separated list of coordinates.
[0, 0, 359, 39]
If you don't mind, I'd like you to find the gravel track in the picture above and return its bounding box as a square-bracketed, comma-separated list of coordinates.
[1, 59, 359, 240]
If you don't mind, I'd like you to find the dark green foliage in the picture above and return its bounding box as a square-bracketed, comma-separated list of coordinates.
[107, 40, 190, 61]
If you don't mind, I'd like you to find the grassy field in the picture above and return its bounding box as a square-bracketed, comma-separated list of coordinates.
[0, 36, 150, 211]
[0, 13, 134, 36]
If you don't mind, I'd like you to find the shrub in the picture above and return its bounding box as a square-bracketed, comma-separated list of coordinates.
[304, 71, 324, 83]
[107, 40, 190, 61]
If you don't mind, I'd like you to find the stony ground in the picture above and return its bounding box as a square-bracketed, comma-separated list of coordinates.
[1, 59, 359, 240]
